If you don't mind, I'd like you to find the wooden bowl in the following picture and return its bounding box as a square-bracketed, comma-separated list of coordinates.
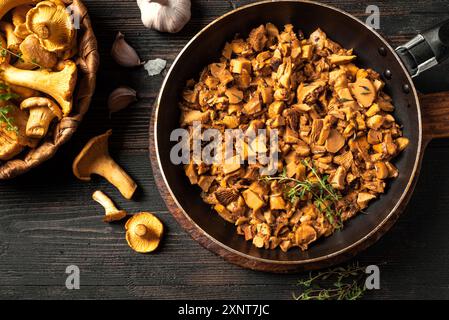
[150, 0, 449, 272]
[0, 0, 99, 179]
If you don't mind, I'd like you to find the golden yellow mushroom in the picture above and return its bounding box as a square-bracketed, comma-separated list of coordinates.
[72, 130, 138, 200]
[92, 190, 128, 223]
[1, 60, 77, 115]
[16, 35, 58, 70]
[125, 212, 164, 253]
[0, 0, 39, 21]
[20, 97, 62, 138]
[25, 1, 75, 53]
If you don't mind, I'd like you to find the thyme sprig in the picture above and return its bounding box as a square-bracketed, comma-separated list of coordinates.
[0, 44, 42, 69]
[293, 263, 367, 300]
[0, 83, 20, 134]
[0, 92, 20, 101]
[263, 160, 343, 229]
[0, 105, 18, 133]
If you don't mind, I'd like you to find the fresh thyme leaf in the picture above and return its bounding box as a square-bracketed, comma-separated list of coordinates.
[0, 43, 41, 68]
[0, 105, 18, 134]
[0, 93, 20, 101]
[293, 262, 368, 300]
[263, 160, 343, 229]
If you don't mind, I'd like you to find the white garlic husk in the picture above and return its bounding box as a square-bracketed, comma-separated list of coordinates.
[136, 0, 191, 33]
[144, 58, 167, 76]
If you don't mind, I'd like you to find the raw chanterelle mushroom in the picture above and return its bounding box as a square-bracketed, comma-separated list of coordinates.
[92, 190, 127, 222]
[125, 212, 164, 253]
[20, 97, 62, 138]
[0, 22, 22, 53]
[72, 130, 138, 200]
[0, 34, 8, 65]
[0, 0, 39, 21]
[0, 60, 77, 115]
[9, 84, 40, 100]
[25, 0, 76, 53]
[12, 5, 33, 39]
[0, 104, 39, 160]
[16, 35, 58, 69]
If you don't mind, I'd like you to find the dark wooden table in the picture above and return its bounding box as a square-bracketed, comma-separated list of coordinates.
[1, 0, 449, 300]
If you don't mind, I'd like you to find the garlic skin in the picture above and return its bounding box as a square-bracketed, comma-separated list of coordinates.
[111, 32, 142, 67]
[108, 86, 138, 115]
[144, 58, 167, 76]
[137, 0, 191, 33]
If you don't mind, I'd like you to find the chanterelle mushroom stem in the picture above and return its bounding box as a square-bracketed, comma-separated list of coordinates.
[134, 224, 148, 237]
[73, 130, 138, 200]
[95, 156, 137, 199]
[1, 60, 77, 115]
[35, 23, 50, 39]
[92, 190, 127, 222]
[20, 97, 62, 139]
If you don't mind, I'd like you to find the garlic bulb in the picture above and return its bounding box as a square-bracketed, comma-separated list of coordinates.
[108, 86, 138, 115]
[111, 32, 142, 67]
[136, 0, 191, 33]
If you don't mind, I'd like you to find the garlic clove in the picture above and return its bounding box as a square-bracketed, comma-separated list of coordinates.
[108, 86, 138, 115]
[137, 0, 191, 34]
[111, 32, 143, 67]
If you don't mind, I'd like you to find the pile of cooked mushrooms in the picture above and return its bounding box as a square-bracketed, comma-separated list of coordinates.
[0, 0, 78, 161]
[179, 24, 409, 251]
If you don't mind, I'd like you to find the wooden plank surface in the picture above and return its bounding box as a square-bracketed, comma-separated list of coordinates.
[1, 0, 449, 299]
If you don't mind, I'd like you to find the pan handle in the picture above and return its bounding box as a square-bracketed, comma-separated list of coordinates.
[420, 92, 449, 145]
[396, 20, 449, 78]
[396, 20, 449, 144]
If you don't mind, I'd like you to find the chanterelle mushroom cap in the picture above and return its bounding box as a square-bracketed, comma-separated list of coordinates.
[72, 130, 138, 200]
[0, 0, 39, 21]
[125, 212, 164, 253]
[25, 1, 75, 53]
[0, 22, 22, 53]
[12, 5, 33, 39]
[0, 104, 39, 160]
[20, 97, 62, 138]
[1, 60, 77, 115]
[17, 35, 58, 69]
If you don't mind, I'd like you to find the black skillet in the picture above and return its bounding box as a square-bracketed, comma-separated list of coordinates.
[150, 0, 449, 272]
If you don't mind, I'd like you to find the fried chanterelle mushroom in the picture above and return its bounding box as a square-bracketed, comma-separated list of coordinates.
[125, 212, 164, 253]
[179, 24, 409, 252]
